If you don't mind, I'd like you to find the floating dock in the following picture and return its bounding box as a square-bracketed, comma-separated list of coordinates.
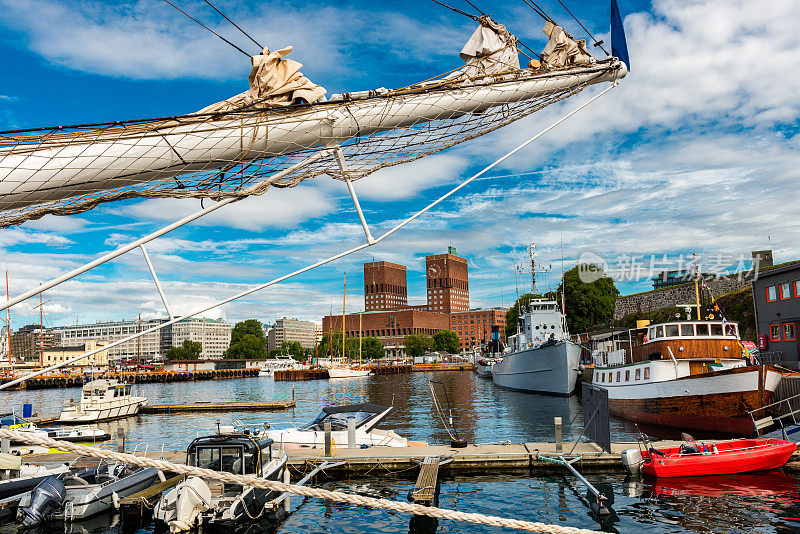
[0, 368, 260, 390]
[274, 362, 472, 381]
[25, 441, 800, 474]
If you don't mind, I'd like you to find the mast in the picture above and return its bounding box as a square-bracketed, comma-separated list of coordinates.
[39, 287, 43, 368]
[5, 271, 11, 369]
[359, 312, 363, 368]
[341, 273, 346, 364]
[693, 253, 701, 320]
[528, 229, 536, 295]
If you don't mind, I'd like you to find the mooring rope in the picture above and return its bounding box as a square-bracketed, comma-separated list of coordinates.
[0, 429, 599, 534]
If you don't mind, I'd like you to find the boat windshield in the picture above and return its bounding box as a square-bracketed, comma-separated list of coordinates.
[301, 410, 378, 431]
[191, 445, 255, 474]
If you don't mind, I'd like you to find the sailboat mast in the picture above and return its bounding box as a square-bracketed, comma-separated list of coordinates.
[39, 287, 43, 368]
[359, 312, 363, 368]
[5, 271, 11, 368]
[341, 273, 346, 362]
[528, 230, 536, 295]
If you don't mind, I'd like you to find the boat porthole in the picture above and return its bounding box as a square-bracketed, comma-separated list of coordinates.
[678, 346, 684, 352]
[723, 346, 729, 351]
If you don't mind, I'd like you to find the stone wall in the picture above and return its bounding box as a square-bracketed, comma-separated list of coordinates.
[613, 275, 749, 320]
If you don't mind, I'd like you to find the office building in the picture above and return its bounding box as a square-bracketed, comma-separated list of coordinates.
[56, 319, 171, 362]
[364, 261, 408, 311]
[171, 318, 232, 359]
[426, 247, 469, 313]
[268, 318, 317, 352]
[450, 308, 507, 351]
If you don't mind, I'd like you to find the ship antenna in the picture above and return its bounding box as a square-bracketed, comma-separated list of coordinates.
[528, 229, 536, 295]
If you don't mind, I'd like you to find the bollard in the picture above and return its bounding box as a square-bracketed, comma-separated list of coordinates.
[283, 468, 291, 512]
[554, 417, 562, 452]
[324, 421, 332, 457]
[117, 427, 126, 453]
[347, 416, 356, 449]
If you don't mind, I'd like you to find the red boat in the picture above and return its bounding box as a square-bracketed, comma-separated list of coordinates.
[642, 437, 797, 478]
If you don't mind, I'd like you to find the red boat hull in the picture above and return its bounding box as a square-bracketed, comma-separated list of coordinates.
[642, 438, 797, 478]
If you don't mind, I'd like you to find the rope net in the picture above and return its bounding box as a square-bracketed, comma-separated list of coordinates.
[0, 19, 624, 228]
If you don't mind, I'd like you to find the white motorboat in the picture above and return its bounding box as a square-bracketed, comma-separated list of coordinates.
[327, 367, 371, 379]
[474, 356, 500, 378]
[492, 299, 582, 395]
[59, 379, 147, 423]
[17, 457, 163, 524]
[258, 357, 308, 377]
[154, 430, 287, 532]
[0, 453, 69, 501]
[1, 413, 111, 444]
[256, 403, 423, 449]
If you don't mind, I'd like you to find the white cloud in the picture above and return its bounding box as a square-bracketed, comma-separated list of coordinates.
[0, 0, 466, 83]
[353, 154, 469, 201]
[117, 184, 334, 231]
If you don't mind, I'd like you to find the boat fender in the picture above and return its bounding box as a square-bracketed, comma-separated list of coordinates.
[158, 470, 167, 483]
[112, 491, 119, 510]
[712, 444, 719, 454]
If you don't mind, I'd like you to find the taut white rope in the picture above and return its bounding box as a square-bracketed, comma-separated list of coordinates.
[0, 429, 599, 534]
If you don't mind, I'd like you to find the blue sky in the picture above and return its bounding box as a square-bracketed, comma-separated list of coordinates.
[1, 0, 799, 329]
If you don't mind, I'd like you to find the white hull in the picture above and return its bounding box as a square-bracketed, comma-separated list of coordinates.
[266, 427, 407, 448]
[491, 341, 581, 395]
[474, 361, 495, 378]
[327, 368, 371, 379]
[0, 63, 624, 210]
[59, 397, 147, 423]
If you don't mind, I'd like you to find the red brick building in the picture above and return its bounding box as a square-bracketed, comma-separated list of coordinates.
[364, 261, 408, 311]
[323, 309, 449, 357]
[449, 308, 507, 351]
[426, 247, 469, 313]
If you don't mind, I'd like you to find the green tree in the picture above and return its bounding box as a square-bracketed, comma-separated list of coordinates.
[404, 333, 434, 357]
[280, 340, 304, 360]
[432, 330, 460, 354]
[166, 339, 202, 360]
[224, 319, 268, 359]
[557, 264, 619, 333]
[315, 332, 384, 360]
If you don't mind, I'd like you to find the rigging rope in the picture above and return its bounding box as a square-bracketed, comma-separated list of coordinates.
[202, 0, 264, 51]
[553, 0, 609, 55]
[0, 429, 600, 534]
[161, 0, 252, 57]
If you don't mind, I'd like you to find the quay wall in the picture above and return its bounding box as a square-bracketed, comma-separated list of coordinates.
[0, 368, 259, 390]
[613, 275, 748, 321]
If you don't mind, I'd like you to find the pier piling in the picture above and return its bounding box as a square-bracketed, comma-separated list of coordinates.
[554, 417, 562, 452]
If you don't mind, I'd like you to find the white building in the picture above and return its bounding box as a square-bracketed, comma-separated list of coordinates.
[56, 319, 170, 362]
[171, 318, 232, 359]
[267, 318, 316, 352]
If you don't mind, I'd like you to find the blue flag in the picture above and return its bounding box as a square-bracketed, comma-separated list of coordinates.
[610, 0, 630, 70]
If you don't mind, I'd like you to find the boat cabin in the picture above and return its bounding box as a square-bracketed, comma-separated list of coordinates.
[634, 320, 742, 363]
[509, 299, 568, 352]
[299, 403, 392, 433]
[186, 433, 273, 477]
[81, 379, 132, 405]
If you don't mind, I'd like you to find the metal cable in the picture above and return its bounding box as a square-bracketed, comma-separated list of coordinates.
[161, 0, 252, 57]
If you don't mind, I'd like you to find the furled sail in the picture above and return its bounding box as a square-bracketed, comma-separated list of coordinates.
[0, 18, 626, 228]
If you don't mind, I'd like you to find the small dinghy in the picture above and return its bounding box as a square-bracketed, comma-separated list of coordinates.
[16, 457, 162, 524]
[640, 434, 797, 478]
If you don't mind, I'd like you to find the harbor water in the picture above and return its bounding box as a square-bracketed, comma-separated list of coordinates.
[1, 371, 799, 533]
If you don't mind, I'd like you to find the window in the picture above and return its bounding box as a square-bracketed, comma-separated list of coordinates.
[767, 285, 777, 302]
[711, 324, 723, 336]
[770, 324, 781, 341]
[655, 326, 665, 338]
[625, 370, 630, 381]
[680, 324, 694, 336]
[635, 368, 641, 380]
[665, 324, 679, 337]
[696, 324, 710, 336]
[795, 281, 800, 298]
[785, 323, 796, 341]
[780, 282, 792, 300]
[616, 371, 621, 382]
[600, 372, 605, 382]
[644, 367, 650, 380]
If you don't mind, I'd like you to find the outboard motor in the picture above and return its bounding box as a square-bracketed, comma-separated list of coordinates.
[17, 477, 66, 526]
[620, 448, 643, 476]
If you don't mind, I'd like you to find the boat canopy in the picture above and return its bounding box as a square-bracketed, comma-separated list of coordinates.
[0, 17, 625, 228]
[300, 403, 393, 433]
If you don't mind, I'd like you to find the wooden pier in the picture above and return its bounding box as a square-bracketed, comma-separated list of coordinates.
[0, 368, 260, 390]
[274, 362, 472, 381]
[140, 400, 295, 413]
[21, 441, 800, 474]
[119, 474, 185, 521]
[409, 457, 442, 506]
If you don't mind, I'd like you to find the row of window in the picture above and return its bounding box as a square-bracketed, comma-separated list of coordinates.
[597, 367, 651, 383]
[770, 323, 796, 342]
[647, 322, 737, 339]
[766, 281, 800, 302]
